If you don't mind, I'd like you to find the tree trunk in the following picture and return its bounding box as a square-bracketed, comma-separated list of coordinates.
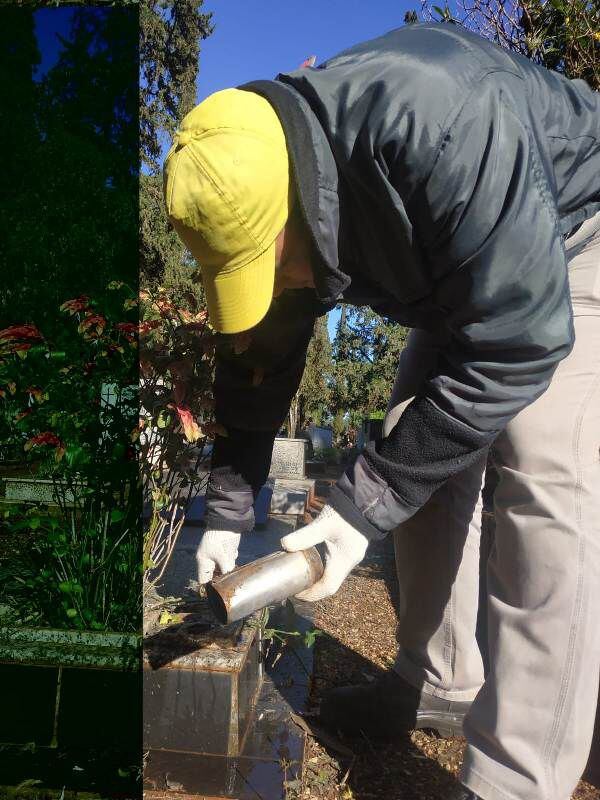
[288, 395, 299, 439]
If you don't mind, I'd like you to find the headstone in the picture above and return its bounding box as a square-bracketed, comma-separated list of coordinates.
[357, 417, 384, 449]
[269, 437, 306, 479]
[144, 513, 300, 761]
[269, 478, 315, 516]
[306, 459, 326, 476]
[269, 487, 308, 516]
[143, 513, 312, 798]
[306, 424, 333, 450]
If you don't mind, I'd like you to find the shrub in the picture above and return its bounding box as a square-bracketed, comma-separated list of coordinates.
[139, 284, 217, 595]
[0, 284, 140, 631]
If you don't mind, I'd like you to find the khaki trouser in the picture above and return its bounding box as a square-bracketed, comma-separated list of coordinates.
[384, 212, 600, 800]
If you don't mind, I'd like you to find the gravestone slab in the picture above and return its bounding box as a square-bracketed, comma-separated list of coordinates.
[269, 438, 306, 479]
[144, 514, 314, 798]
[143, 600, 263, 757]
[144, 514, 301, 762]
[269, 478, 315, 516]
[144, 598, 310, 798]
[306, 424, 333, 450]
[269, 487, 308, 515]
[274, 478, 315, 497]
[3, 477, 75, 505]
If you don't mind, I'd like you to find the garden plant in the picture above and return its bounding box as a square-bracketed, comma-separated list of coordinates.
[139, 281, 220, 598]
[0, 282, 140, 632]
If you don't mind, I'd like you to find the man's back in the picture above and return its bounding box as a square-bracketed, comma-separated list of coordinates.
[276, 22, 599, 233]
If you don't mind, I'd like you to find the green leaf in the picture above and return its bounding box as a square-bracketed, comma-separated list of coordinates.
[112, 443, 126, 460]
[110, 509, 125, 523]
[16, 779, 42, 790]
[65, 444, 87, 467]
[66, 608, 78, 618]
[304, 629, 323, 648]
[157, 410, 172, 429]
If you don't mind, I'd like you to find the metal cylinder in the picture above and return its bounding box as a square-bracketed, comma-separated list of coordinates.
[206, 547, 324, 625]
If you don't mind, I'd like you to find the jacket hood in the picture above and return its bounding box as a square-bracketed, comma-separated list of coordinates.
[239, 79, 351, 305]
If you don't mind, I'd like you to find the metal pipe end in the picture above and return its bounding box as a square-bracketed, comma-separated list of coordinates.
[205, 582, 229, 625]
[303, 546, 324, 583]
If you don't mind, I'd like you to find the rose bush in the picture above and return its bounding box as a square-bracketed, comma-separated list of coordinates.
[139, 283, 220, 595]
[0, 283, 141, 631]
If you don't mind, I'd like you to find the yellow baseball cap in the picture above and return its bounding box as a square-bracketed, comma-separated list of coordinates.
[163, 88, 291, 334]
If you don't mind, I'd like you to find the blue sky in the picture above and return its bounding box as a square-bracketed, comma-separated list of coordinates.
[33, 7, 75, 80]
[32, 3, 421, 340]
[198, 0, 419, 100]
[198, 0, 420, 339]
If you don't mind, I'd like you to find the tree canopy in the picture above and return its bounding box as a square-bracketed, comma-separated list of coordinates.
[288, 315, 333, 438]
[419, 0, 599, 89]
[139, 0, 213, 294]
[0, 6, 138, 336]
[331, 307, 409, 434]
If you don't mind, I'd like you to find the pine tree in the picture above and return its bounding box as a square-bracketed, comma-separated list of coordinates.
[288, 315, 333, 438]
[0, 8, 41, 326]
[139, 0, 213, 291]
[1, 6, 138, 332]
[332, 306, 409, 433]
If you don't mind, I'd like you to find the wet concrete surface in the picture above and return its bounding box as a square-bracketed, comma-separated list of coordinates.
[144, 514, 315, 798]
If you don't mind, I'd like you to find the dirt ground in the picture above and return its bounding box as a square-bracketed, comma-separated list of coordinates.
[299, 536, 600, 800]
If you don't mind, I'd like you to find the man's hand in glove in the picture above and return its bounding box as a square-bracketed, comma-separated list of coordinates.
[280, 505, 369, 602]
[196, 530, 241, 584]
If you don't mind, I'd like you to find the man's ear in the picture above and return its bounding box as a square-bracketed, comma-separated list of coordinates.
[299, 55, 317, 68]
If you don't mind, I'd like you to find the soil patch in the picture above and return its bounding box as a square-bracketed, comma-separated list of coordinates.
[301, 536, 599, 800]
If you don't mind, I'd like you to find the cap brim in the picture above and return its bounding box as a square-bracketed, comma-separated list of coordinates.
[202, 242, 276, 334]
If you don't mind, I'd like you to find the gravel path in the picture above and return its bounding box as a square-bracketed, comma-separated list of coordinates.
[299, 536, 600, 800]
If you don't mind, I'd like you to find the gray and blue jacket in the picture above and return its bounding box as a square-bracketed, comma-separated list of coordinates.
[205, 22, 600, 540]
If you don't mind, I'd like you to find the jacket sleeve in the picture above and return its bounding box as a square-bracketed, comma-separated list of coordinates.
[329, 76, 574, 539]
[205, 290, 318, 532]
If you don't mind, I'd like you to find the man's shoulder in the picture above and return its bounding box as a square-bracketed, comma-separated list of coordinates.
[320, 23, 522, 86]
[280, 23, 524, 147]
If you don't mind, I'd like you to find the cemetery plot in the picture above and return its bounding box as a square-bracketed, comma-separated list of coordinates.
[269, 437, 307, 479]
[143, 513, 317, 798]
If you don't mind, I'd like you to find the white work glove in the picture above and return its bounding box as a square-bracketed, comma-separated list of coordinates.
[280, 505, 369, 602]
[196, 529, 241, 584]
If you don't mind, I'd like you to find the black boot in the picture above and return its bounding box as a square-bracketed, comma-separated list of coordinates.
[319, 670, 471, 738]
